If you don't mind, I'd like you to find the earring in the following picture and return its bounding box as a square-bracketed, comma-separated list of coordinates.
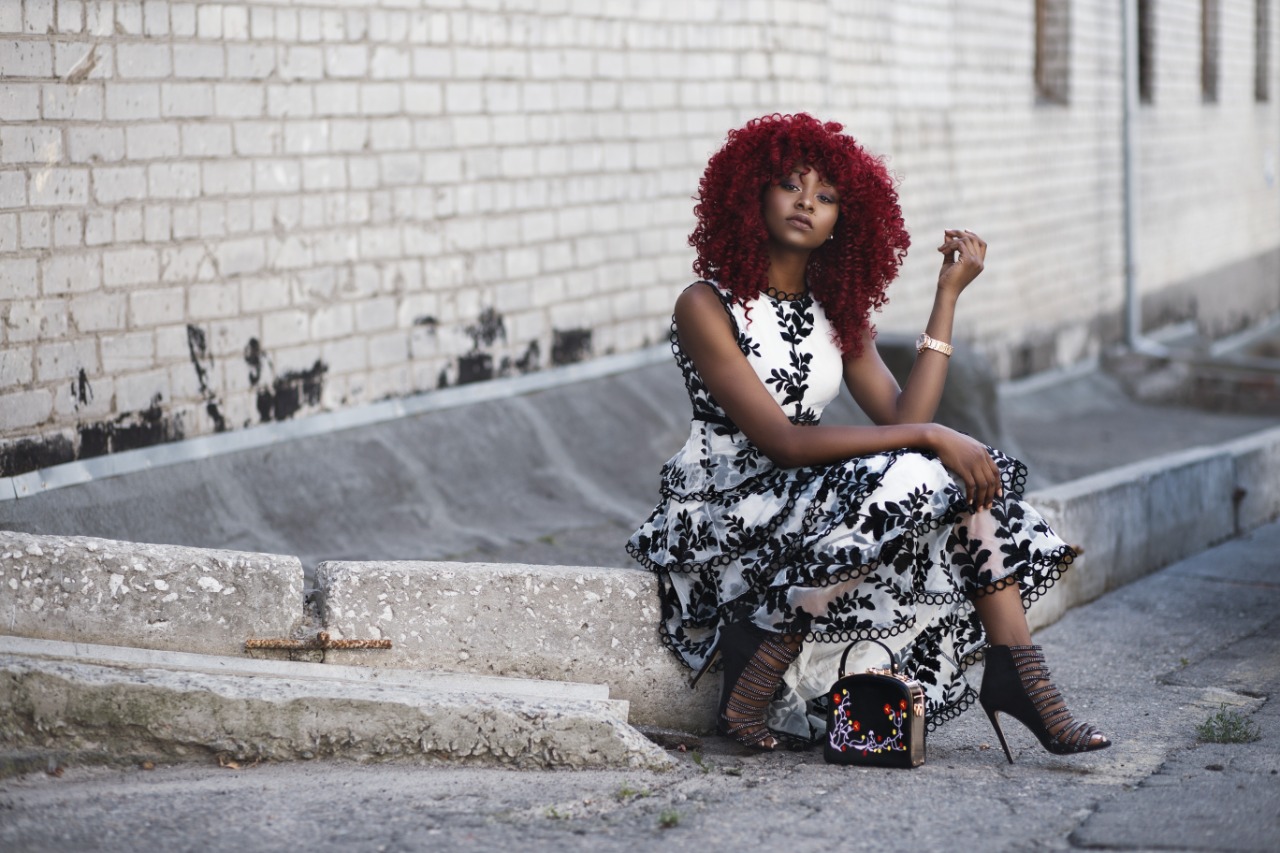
[827, 234, 834, 241]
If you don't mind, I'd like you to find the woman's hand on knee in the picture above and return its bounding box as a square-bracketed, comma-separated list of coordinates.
[924, 424, 1002, 510]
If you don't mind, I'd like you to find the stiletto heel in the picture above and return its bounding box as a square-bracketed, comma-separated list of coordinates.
[689, 645, 721, 689]
[984, 708, 1015, 764]
[978, 644, 1111, 763]
[715, 621, 799, 751]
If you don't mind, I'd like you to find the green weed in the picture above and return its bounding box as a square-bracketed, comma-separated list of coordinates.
[658, 809, 680, 829]
[1196, 704, 1262, 744]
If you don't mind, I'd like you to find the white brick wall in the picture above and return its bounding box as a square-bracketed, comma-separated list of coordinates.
[1, 0, 1278, 472]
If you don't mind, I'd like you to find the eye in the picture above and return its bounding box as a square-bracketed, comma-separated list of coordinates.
[818, 194, 838, 205]
[780, 180, 799, 191]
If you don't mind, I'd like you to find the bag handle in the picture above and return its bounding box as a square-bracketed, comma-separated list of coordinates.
[837, 638, 898, 679]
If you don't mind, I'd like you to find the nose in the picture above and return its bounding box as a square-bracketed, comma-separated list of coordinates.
[795, 194, 815, 212]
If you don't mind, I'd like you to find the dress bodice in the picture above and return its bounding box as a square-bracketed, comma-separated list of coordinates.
[662, 282, 845, 498]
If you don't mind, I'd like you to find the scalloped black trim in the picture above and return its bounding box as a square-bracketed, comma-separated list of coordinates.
[968, 544, 1076, 605]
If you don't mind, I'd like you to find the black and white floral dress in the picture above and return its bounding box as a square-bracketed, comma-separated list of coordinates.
[626, 281, 1075, 739]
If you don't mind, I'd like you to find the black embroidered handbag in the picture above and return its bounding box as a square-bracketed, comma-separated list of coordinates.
[823, 639, 926, 768]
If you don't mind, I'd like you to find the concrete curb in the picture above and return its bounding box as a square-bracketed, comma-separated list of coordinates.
[0, 532, 303, 656]
[316, 560, 704, 731]
[0, 637, 671, 772]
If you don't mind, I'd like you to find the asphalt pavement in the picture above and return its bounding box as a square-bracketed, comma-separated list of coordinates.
[2, 517, 1276, 852]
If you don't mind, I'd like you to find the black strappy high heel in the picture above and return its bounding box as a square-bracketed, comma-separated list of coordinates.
[712, 621, 799, 750]
[979, 644, 1111, 764]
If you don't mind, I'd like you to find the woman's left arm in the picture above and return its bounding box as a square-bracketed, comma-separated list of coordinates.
[845, 229, 987, 426]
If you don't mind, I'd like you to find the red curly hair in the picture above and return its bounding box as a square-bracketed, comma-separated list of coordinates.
[690, 113, 910, 355]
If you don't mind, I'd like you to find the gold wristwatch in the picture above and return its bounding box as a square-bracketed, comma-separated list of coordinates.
[915, 333, 954, 357]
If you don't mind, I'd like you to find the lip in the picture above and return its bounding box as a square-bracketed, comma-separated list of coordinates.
[787, 214, 813, 230]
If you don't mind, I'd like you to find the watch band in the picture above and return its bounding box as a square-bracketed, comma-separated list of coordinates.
[915, 333, 954, 357]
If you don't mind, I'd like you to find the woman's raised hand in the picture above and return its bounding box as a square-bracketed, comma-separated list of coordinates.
[924, 423, 1003, 511]
[937, 229, 987, 296]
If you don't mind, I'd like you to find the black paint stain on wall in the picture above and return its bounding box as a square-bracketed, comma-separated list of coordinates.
[413, 315, 438, 329]
[551, 328, 593, 366]
[256, 360, 328, 422]
[186, 324, 227, 432]
[109, 396, 186, 452]
[465, 308, 506, 349]
[244, 337, 265, 385]
[70, 368, 93, 409]
[0, 434, 74, 477]
[456, 352, 494, 385]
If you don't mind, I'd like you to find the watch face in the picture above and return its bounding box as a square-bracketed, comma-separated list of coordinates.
[916, 334, 928, 351]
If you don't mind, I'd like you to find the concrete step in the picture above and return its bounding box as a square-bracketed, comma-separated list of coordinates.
[0, 636, 671, 773]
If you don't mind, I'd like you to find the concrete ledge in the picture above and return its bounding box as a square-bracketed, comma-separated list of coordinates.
[317, 560, 713, 732]
[0, 640, 671, 772]
[1025, 446, 1238, 630]
[1223, 425, 1280, 532]
[0, 532, 303, 656]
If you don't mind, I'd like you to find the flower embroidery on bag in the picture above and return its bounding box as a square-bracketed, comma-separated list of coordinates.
[828, 689, 909, 754]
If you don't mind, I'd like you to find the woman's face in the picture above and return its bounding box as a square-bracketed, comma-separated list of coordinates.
[761, 165, 840, 251]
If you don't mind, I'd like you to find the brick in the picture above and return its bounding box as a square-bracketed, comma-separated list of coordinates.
[36, 339, 98, 382]
[0, 345, 33, 389]
[214, 83, 264, 119]
[105, 84, 160, 120]
[0, 388, 53, 430]
[143, 0, 167, 36]
[302, 158, 346, 190]
[370, 46, 411, 79]
[249, 6, 273, 39]
[0, 213, 16, 252]
[83, 210, 111, 245]
[284, 121, 329, 155]
[239, 276, 290, 312]
[128, 287, 183, 326]
[254, 160, 301, 193]
[42, 253, 100, 295]
[311, 303, 354, 339]
[53, 211, 81, 247]
[0, 6, 20, 32]
[148, 163, 200, 199]
[92, 166, 146, 203]
[126, 124, 180, 160]
[41, 83, 101, 120]
[196, 4, 221, 38]
[116, 43, 171, 78]
[114, 206, 142, 242]
[279, 46, 323, 81]
[113, 369, 169, 413]
[0, 172, 25, 209]
[0, 126, 61, 164]
[223, 5, 249, 40]
[0, 258, 38, 298]
[161, 83, 213, 117]
[200, 160, 252, 196]
[70, 292, 126, 333]
[6, 299, 68, 342]
[233, 122, 279, 156]
[188, 282, 239, 320]
[0, 83, 40, 120]
[267, 85, 313, 118]
[144, 205, 169, 242]
[313, 82, 359, 116]
[103, 247, 159, 287]
[262, 309, 309, 347]
[173, 44, 224, 79]
[19, 211, 49, 248]
[215, 237, 265, 276]
[170, 3, 196, 37]
[226, 44, 276, 80]
[23, 163, 83, 211]
[69, 127, 124, 164]
[326, 45, 368, 77]
[361, 83, 401, 115]
[0, 40, 52, 77]
[180, 123, 231, 157]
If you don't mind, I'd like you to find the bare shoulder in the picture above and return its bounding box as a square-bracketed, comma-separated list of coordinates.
[674, 281, 729, 325]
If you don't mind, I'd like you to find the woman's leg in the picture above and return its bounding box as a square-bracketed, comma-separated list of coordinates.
[971, 578, 1109, 754]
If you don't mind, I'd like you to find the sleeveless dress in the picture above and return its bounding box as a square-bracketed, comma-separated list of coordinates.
[626, 282, 1075, 739]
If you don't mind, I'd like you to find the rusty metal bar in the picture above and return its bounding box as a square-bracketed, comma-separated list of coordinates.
[244, 631, 391, 651]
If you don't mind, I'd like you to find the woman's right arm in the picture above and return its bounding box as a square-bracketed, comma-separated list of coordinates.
[674, 284, 1003, 509]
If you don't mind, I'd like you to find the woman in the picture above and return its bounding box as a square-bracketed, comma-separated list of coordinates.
[626, 113, 1109, 762]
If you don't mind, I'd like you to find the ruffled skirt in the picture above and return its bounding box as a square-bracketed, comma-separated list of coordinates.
[626, 439, 1074, 738]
